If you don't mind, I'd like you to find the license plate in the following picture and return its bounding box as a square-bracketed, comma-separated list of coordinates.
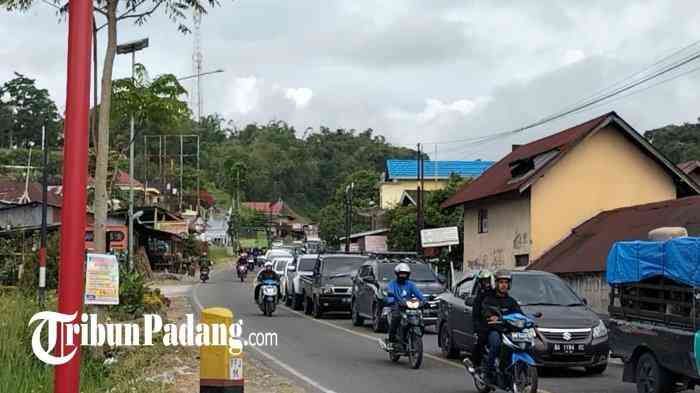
[553, 344, 585, 354]
[511, 332, 532, 342]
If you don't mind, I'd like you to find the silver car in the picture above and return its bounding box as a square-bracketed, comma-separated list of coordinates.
[284, 254, 318, 310]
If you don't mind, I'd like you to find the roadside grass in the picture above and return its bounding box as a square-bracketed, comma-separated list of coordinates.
[0, 291, 169, 393]
[209, 246, 232, 265]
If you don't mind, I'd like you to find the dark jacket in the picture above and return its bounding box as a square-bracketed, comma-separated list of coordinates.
[472, 287, 494, 333]
[256, 269, 279, 283]
[481, 292, 522, 322]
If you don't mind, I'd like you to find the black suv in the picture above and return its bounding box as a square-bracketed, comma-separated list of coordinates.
[437, 270, 609, 372]
[299, 253, 368, 318]
[351, 258, 446, 332]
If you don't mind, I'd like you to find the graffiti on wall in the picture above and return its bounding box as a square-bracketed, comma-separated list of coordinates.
[513, 231, 530, 251]
[466, 248, 505, 270]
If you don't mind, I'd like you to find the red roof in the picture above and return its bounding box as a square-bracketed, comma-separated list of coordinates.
[0, 180, 62, 206]
[678, 160, 700, 174]
[528, 196, 700, 274]
[113, 170, 144, 188]
[243, 201, 283, 215]
[443, 113, 613, 208]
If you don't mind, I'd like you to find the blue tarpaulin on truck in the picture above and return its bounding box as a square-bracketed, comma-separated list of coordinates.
[606, 237, 700, 286]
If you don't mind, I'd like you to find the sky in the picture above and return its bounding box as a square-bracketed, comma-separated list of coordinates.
[3, 1, 700, 160]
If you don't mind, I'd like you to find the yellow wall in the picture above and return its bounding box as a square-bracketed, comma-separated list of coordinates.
[380, 180, 448, 209]
[530, 125, 676, 259]
[463, 195, 531, 270]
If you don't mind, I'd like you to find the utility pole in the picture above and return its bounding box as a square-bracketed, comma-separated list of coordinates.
[179, 134, 184, 212]
[416, 144, 423, 254]
[38, 125, 48, 305]
[344, 182, 354, 253]
[116, 37, 149, 270]
[55, 0, 92, 389]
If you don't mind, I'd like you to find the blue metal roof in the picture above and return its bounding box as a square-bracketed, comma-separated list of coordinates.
[386, 159, 494, 180]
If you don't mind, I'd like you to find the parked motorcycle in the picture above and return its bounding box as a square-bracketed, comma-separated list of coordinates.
[463, 311, 539, 393]
[237, 264, 248, 282]
[200, 266, 210, 283]
[378, 298, 424, 369]
[258, 279, 278, 316]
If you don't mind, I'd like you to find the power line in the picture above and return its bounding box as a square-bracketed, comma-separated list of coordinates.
[416, 43, 700, 153]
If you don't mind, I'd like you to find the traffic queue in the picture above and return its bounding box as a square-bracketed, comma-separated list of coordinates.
[234, 244, 616, 393]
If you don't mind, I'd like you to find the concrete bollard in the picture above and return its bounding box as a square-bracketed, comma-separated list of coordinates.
[200, 307, 244, 393]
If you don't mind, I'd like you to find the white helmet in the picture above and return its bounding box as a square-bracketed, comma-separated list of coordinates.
[394, 263, 411, 281]
[264, 261, 274, 270]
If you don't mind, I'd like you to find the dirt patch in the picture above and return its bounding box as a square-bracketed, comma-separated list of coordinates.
[161, 295, 305, 393]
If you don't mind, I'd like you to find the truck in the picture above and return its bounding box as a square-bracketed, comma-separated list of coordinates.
[299, 253, 368, 318]
[606, 237, 700, 393]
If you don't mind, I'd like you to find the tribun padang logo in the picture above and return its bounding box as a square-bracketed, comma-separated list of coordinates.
[29, 312, 244, 365]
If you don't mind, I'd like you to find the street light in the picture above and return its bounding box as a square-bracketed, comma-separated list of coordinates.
[177, 68, 224, 81]
[344, 182, 354, 253]
[117, 37, 149, 271]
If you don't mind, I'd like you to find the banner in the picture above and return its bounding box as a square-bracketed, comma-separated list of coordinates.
[84, 253, 120, 305]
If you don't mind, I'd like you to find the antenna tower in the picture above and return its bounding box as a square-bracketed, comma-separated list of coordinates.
[192, 9, 203, 120]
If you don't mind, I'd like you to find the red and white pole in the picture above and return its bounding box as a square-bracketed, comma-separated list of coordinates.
[55, 0, 92, 391]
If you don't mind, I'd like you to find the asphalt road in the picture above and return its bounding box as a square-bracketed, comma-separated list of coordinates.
[192, 265, 635, 393]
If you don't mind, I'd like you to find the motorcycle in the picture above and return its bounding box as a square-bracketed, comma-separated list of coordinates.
[463, 311, 539, 393]
[258, 279, 279, 317]
[237, 264, 248, 282]
[378, 298, 424, 369]
[200, 265, 210, 283]
[247, 257, 255, 272]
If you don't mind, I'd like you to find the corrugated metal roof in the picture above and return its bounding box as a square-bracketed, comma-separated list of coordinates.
[528, 196, 700, 274]
[386, 160, 493, 180]
[443, 112, 700, 208]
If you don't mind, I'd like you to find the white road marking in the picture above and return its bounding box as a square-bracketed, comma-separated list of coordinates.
[191, 267, 342, 393]
[191, 267, 554, 393]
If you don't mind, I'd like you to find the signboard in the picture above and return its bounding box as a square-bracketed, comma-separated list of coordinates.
[364, 235, 388, 253]
[84, 253, 120, 305]
[155, 221, 189, 237]
[421, 226, 459, 248]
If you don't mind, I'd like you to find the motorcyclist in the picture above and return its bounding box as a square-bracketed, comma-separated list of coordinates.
[384, 263, 426, 350]
[254, 261, 280, 304]
[469, 270, 494, 371]
[237, 253, 248, 267]
[481, 269, 522, 383]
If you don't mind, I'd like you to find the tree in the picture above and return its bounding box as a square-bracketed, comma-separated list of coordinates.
[318, 169, 380, 247]
[386, 174, 469, 258]
[0, 73, 62, 148]
[1, 0, 229, 253]
[644, 121, 700, 164]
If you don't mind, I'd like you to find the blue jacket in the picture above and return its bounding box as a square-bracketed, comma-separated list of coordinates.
[385, 279, 425, 306]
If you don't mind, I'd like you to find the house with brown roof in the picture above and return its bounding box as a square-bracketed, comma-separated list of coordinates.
[679, 160, 700, 184]
[527, 196, 700, 313]
[442, 112, 700, 271]
[243, 199, 311, 240]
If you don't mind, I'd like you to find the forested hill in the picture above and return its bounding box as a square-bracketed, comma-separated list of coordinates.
[199, 120, 417, 219]
[645, 120, 700, 164]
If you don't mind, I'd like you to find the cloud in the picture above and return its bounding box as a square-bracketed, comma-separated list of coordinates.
[562, 49, 585, 66]
[284, 88, 313, 109]
[229, 76, 260, 115]
[388, 97, 491, 124]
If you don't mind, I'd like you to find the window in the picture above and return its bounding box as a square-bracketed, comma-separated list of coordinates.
[478, 209, 488, 233]
[455, 276, 476, 298]
[515, 254, 529, 267]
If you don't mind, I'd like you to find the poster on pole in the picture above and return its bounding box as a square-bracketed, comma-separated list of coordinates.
[85, 253, 120, 305]
[421, 226, 460, 248]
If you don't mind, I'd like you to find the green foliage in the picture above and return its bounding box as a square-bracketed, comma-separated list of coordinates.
[0, 72, 62, 148]
[17, 233, 60, 292]
[115, 264, 146, 315]
[644, 121, 700, 164]
[386, 174, 468, 258]
[318, 169, 380, 248]
[109, 64, 191, 154]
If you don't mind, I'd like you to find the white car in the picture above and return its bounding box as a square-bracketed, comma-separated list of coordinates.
[285, 254, 318, 310]
[259, 248, 293, 265]
[272, 256, 294, 298]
